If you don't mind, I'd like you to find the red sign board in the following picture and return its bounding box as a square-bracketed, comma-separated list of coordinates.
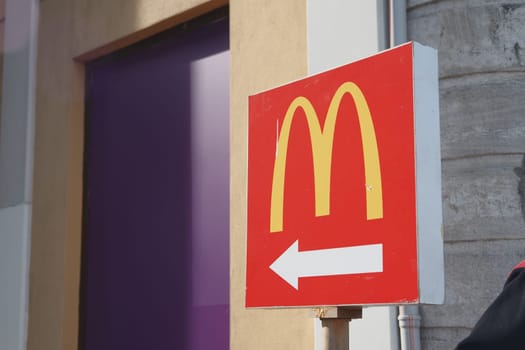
[246, 42, 443, 308]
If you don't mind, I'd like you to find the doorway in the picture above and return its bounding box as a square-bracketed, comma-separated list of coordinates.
[80, 10, 229, 350]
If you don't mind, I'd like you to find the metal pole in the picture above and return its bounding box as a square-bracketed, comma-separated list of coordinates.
[314, 307, 362, 350]
[320, 319, 350, 350]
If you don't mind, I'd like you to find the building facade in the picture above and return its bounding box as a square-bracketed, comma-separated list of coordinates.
[0, 0, 524, 349]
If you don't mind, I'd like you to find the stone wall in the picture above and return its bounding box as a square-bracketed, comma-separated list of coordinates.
[408, 1, 525, 349]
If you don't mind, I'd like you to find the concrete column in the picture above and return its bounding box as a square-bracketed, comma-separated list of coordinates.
[408, 0, 525, 348]
[307, 0, 388, 74]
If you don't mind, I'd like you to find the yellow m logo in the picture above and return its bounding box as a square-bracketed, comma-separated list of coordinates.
[270, 82, 383, 233]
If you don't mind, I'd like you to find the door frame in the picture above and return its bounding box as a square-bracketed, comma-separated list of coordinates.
[28, 2, 228, 349]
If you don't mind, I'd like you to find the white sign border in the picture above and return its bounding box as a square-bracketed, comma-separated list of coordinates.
[414, 42, 445, 304]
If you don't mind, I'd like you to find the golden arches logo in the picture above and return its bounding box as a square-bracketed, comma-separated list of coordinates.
[270, 82, 383, 233]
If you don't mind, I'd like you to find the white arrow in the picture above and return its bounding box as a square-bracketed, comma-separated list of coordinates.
[270, 241, 383, 290]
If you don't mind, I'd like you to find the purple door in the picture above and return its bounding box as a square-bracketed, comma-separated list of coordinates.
[81, 12, 229, 350]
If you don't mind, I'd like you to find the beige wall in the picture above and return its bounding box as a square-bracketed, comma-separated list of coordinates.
[30, 0, 313, 349]
[230, 0, 313, 349]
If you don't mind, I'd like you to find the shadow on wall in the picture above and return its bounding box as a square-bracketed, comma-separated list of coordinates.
[514, 155, 525, 221]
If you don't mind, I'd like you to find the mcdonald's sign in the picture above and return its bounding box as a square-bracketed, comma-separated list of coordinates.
[246, 42, 444, 308]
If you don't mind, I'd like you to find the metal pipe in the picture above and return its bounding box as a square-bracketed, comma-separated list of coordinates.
[388, 2, 422, 348]
[398, 305, 421, 350]
[389, 0, 408, 46]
